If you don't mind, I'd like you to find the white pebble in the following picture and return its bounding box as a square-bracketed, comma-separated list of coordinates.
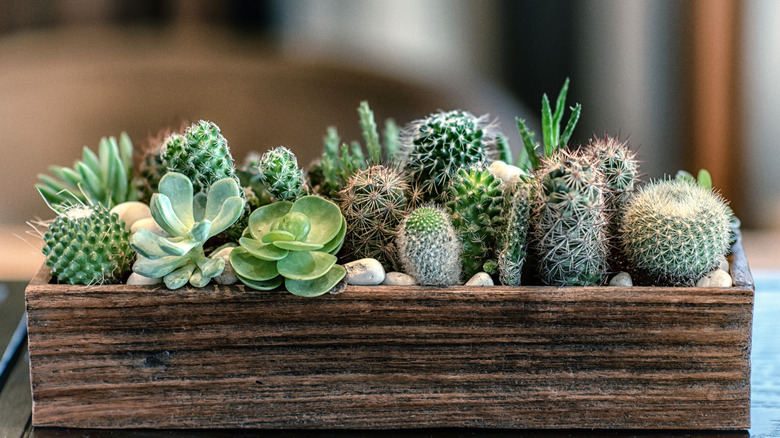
[608, 272, 633, 287]
[212, 246, 237, 285]
[126, 273, 162, 285]
[381, 272, 417, 286]
[345, 258, 385, 285]
[489, 160, 525, 185]
[465, 272, 494, 286]
[717, 255, 730, 272]
[111, 202, 151, 230]
[131, 217, 169, 237]
[696, 269, 732, 287]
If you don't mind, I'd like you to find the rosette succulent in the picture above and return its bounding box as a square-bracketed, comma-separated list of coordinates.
[130, 172, 245, 289]
[230, 196, 347, 297]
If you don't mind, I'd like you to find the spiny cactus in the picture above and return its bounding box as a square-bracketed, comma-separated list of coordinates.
[36, 133, 137, 210]
[676, 168, 741, 248]
[134, 128, 174, 204]
[339, 164, 408, 270]
[497, 181, 533, 286]
[41, 203, 134, 285]
[620, 178, 732, 286]
[400, 110, 499, 203]
[515, 78, 581, 173]
[531, 149, 608, 286]
[242, 146, 307, 202]
[161, 120, 237, 195]
[446, 167, 506, 278]
[397, 205, 462, 286]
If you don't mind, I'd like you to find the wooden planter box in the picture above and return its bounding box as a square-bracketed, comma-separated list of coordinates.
[25, 237, 754, 430]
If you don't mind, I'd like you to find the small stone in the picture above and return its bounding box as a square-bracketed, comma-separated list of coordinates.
[608, 272, 633, 287]
[465, 272, 494, 286]
[212, 246, 237, 285]
[345, 258, 385, 285]
[111, 202, 151, 230]
[131, 217, 169, 237]
[489, 160, 525, 185]
[717, 255, 730, 272]
[382, 272, 417, 286]
[696, 269, 732, 287]
[126, 273, 162, 286]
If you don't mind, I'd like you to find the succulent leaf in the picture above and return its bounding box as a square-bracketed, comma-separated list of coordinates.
[239, 236, 289, 261]
[285, 265, 347, 297]
[159, 172, 195, 226]
[276, 251, 337, 281]
[230, 247, 280, 281]
[290, 196, 343, 245]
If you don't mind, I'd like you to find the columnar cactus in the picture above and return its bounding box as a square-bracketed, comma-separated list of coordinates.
[583, 135, 639, 227]
[339, 164, 408, 270]
[400, 110, 498, 203]
[497, 181, 533, 286]
[41, 204, 134, 285]
[531, 149, 608, 286]
[397, 205, 462, 286]
[619, 178, 732, 286]
[446, 167, 506, 278]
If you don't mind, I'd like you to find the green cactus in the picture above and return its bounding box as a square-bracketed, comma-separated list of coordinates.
[130, 172, 245, 289]
[445, 167, 506, 278]
[339, 164, 408, 270]
[230, 196, 347, 297]
[675, 168, 741, 247]
[242, 146, 307, 202]
[497, 181, 533, 286]
[515, 78, 581, 173]
[161, 120, 238, 195]
[620, 178, 732, 286]
[531, 149, 608, 286]
[397, 205, 462, 286]
[41, 203, 134, 285]
[134, 128, 174, 204]
[36, 133, 137, 211]
[400, 110, 498, 203]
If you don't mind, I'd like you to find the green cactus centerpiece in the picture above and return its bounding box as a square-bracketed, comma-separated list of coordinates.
[397, 205, 462, 286]
[620, 178, 732, 286]
[130, 172, 245, 289]
[446, 167, 506, 278]
[497, 181, 533, 286]
[531, 150, 608, 286]
[36, 133, 137, 210]
[42, 204, 134, 285]
[230, 196, 347, 297]
[339, 164, 408, 270]
[400, 110, 498, 203]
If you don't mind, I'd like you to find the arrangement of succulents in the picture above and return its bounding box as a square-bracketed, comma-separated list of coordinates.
[33, 86, 739, 294]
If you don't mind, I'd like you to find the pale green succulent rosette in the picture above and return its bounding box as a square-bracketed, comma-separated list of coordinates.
[130, 172, 245, 289]
[230, 195, 347, 297]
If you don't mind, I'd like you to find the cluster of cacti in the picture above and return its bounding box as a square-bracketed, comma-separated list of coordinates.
[41, 204, 134, 285]
[338, 164, 408, 270]
[36, 133, 137, 210]
[619, 178, 732, 286]
[497, 180, 533, 286]
[445, 167, 506, 279]
[397, 205, 462, 286]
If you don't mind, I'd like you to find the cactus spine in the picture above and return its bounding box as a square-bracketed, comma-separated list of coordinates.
[339, 164, 408, 270]
[497, 181, 533, 286]
[619, 178, 731, 286]
[398, 205, 462, 286]
[531, 149, 608, 286]
[446, 167, 506, 278]
[41, 204, 134, 285]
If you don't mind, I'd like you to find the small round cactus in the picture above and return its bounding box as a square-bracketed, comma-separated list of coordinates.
[339, 164, 408, 270]
[250, 146, 307, 202]
[619, 178, 732, 286]
[397, 205, 462, 287]
[42, 204, 134, 285]
[400, 110, 498, 203]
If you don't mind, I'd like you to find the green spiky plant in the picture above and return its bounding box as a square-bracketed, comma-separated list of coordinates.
[397, 205, 462, 286]
[515, 78, 582, 173]
[339, 164, 408, 270]
[531, 149, 609, 286]
[230, 196, 347, 297]
[445, 167, 506, 278]
[676, 168, 741, 249]
[36, 133, 137, 210]
[400, 110, 498, 203]
[134, 127, 174, 204]
[240, 146, 307, 202]
[41, 203, 134, 285]
[309, 101, 399, 198]
[619, 178, 732, 286]
[497, 180, 533, 286]
[130, 172, 245, 289]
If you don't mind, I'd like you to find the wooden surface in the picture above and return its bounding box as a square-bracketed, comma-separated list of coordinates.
[23, 240, 754, 430]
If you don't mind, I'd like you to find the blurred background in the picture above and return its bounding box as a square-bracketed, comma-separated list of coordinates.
[1, 0, 778, 278]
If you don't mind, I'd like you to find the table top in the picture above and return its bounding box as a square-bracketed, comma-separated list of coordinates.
[2, 273, 779, 438]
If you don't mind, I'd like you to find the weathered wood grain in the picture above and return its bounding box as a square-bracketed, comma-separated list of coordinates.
[25, 239, 754, 430]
